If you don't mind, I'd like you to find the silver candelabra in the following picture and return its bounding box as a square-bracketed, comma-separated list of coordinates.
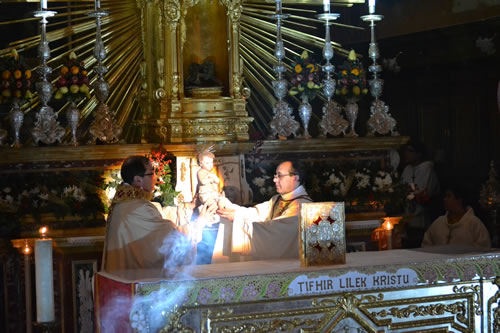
[317, 4, 348, 137]
[268, 0, 299, 139]
[31, 5, 65, 145]
[361, 7, 398, 136]
[88, 0, 122, 144]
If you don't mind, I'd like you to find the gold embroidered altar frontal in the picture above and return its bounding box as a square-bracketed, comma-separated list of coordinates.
[95, 249, 500, 332]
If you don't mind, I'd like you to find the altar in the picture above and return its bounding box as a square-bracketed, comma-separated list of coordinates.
[95, 247, 500, 332]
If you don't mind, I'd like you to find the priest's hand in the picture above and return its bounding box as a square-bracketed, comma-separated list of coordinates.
[217, 207, 236, 222]
[198, 199, 217, 221]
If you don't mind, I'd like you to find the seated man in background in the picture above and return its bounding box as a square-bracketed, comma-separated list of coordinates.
[101, 155, 216, 275]
[422, 185, 491, 248]
[217, 160, 312, 259]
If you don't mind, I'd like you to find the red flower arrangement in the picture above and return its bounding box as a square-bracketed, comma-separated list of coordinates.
[0, 49, 33, 104]
[54, 51, 90, 102]
[146, 148, 179, 206]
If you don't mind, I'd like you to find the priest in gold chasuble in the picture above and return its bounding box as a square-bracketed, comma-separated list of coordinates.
[218, 161, 312, 260]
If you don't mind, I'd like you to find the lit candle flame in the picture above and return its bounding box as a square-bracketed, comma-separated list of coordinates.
[384, 220, 392, 230]
[39, 226, 48, 238]
[24, 245, 31, 254]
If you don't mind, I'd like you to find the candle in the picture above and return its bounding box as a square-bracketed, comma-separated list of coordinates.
[40, 0, 47, 9]
[95, 0, 101, 10]
[323, 0, 330, 14]
[35, 227, 54, 323]
[383, 219, 393, 250]
[24, 245, 33, 333]
[369, 0, 376, 14]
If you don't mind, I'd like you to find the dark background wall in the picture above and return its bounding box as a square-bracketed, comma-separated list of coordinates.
[335, 0, 500, 204]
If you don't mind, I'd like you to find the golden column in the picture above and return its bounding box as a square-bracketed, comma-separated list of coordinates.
[138, 0, 253, 143]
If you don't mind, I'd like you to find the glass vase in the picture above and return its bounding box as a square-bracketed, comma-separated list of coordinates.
[66, 102, 80, 146]
[9, 101, 24, 148]
[344, 98, 359, 137]
[298, 94, 312, 139]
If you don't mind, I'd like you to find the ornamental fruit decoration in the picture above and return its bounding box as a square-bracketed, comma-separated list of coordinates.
[0, 49, 33, 104]
[289, 50, 322, 100]
[336, 49, 369, 101]
[54, 51, 90, 102]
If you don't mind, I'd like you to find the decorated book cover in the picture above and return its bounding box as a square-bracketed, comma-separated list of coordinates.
[300, 202, 346, 266]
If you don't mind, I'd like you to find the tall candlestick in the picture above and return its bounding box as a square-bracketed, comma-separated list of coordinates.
[24, 245, 33, 333]
[323, 0, 330, 14]
[369, 0, 376, 14]
[41, 0, 47, 9]
[35, 228, 54, 323]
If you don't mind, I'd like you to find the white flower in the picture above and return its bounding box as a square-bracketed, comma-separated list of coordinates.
[253, 177, 266, 187]
[62, 185, 86, 202]
[354, 172, 370, 189]
[21, 190, 29, 197]
[3, 187, 11, 193]
[4, 195, 13, 204]
[326, 174, 341, 186]
[259, 187, 267, 195]
[31, 187, 40, 194]
[106, 187, 116, 201]
[39, 193, 49, 201]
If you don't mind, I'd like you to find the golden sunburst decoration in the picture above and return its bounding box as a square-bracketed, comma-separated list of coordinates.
[0, 0, 364, 144]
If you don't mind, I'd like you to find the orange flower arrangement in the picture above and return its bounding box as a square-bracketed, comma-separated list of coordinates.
[336, 50, 369, 101]
[0, 49, 33, 104]
[54, 51, 90, 102]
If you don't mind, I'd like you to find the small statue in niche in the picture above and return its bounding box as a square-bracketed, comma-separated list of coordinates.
[185, 60, 222, 88]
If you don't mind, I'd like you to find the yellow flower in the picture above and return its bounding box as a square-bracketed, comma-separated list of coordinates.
[341, 87, 348, 95]
[342, 70, 347, 76]
[24, 70, 31, 79]
[1, 70, 10, 80]
[306, 64, 316, 73]
[289, 87, 299, 96]
[71, 66, 79, 75]
[69, 51, 77, 60]
[294, 64, 303, 73]
[307, 81, 315, 89]
[348, 49, 357, 61]
[351, 68, 360, 76]
[61, 66, 69, 75]
[13, 70, 22, 80]
[362, 88, 369, 95]
[11, 49, 19, 61]
[300, 50, 309, 59]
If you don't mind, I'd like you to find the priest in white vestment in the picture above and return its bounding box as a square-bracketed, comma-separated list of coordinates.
[101, 156, 216, 275]
[217, 160, 312, 260]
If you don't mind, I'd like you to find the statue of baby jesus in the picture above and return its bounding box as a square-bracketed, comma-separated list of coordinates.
[189, 150, 229, 244]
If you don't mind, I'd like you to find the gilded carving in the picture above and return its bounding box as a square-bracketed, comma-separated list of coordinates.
[487, 277, 500, 332]
[370, 302, 467, 324]
[220, 0, 242, 24]
[180, 162, 187, 182]
[453, 285, 482, 315]
[155, 123, 168, 141]
[215, 317, 323, 332]
[163, 0, 181, 22]
[158, 306, 194, 333]
[171, 73, 180, 101]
